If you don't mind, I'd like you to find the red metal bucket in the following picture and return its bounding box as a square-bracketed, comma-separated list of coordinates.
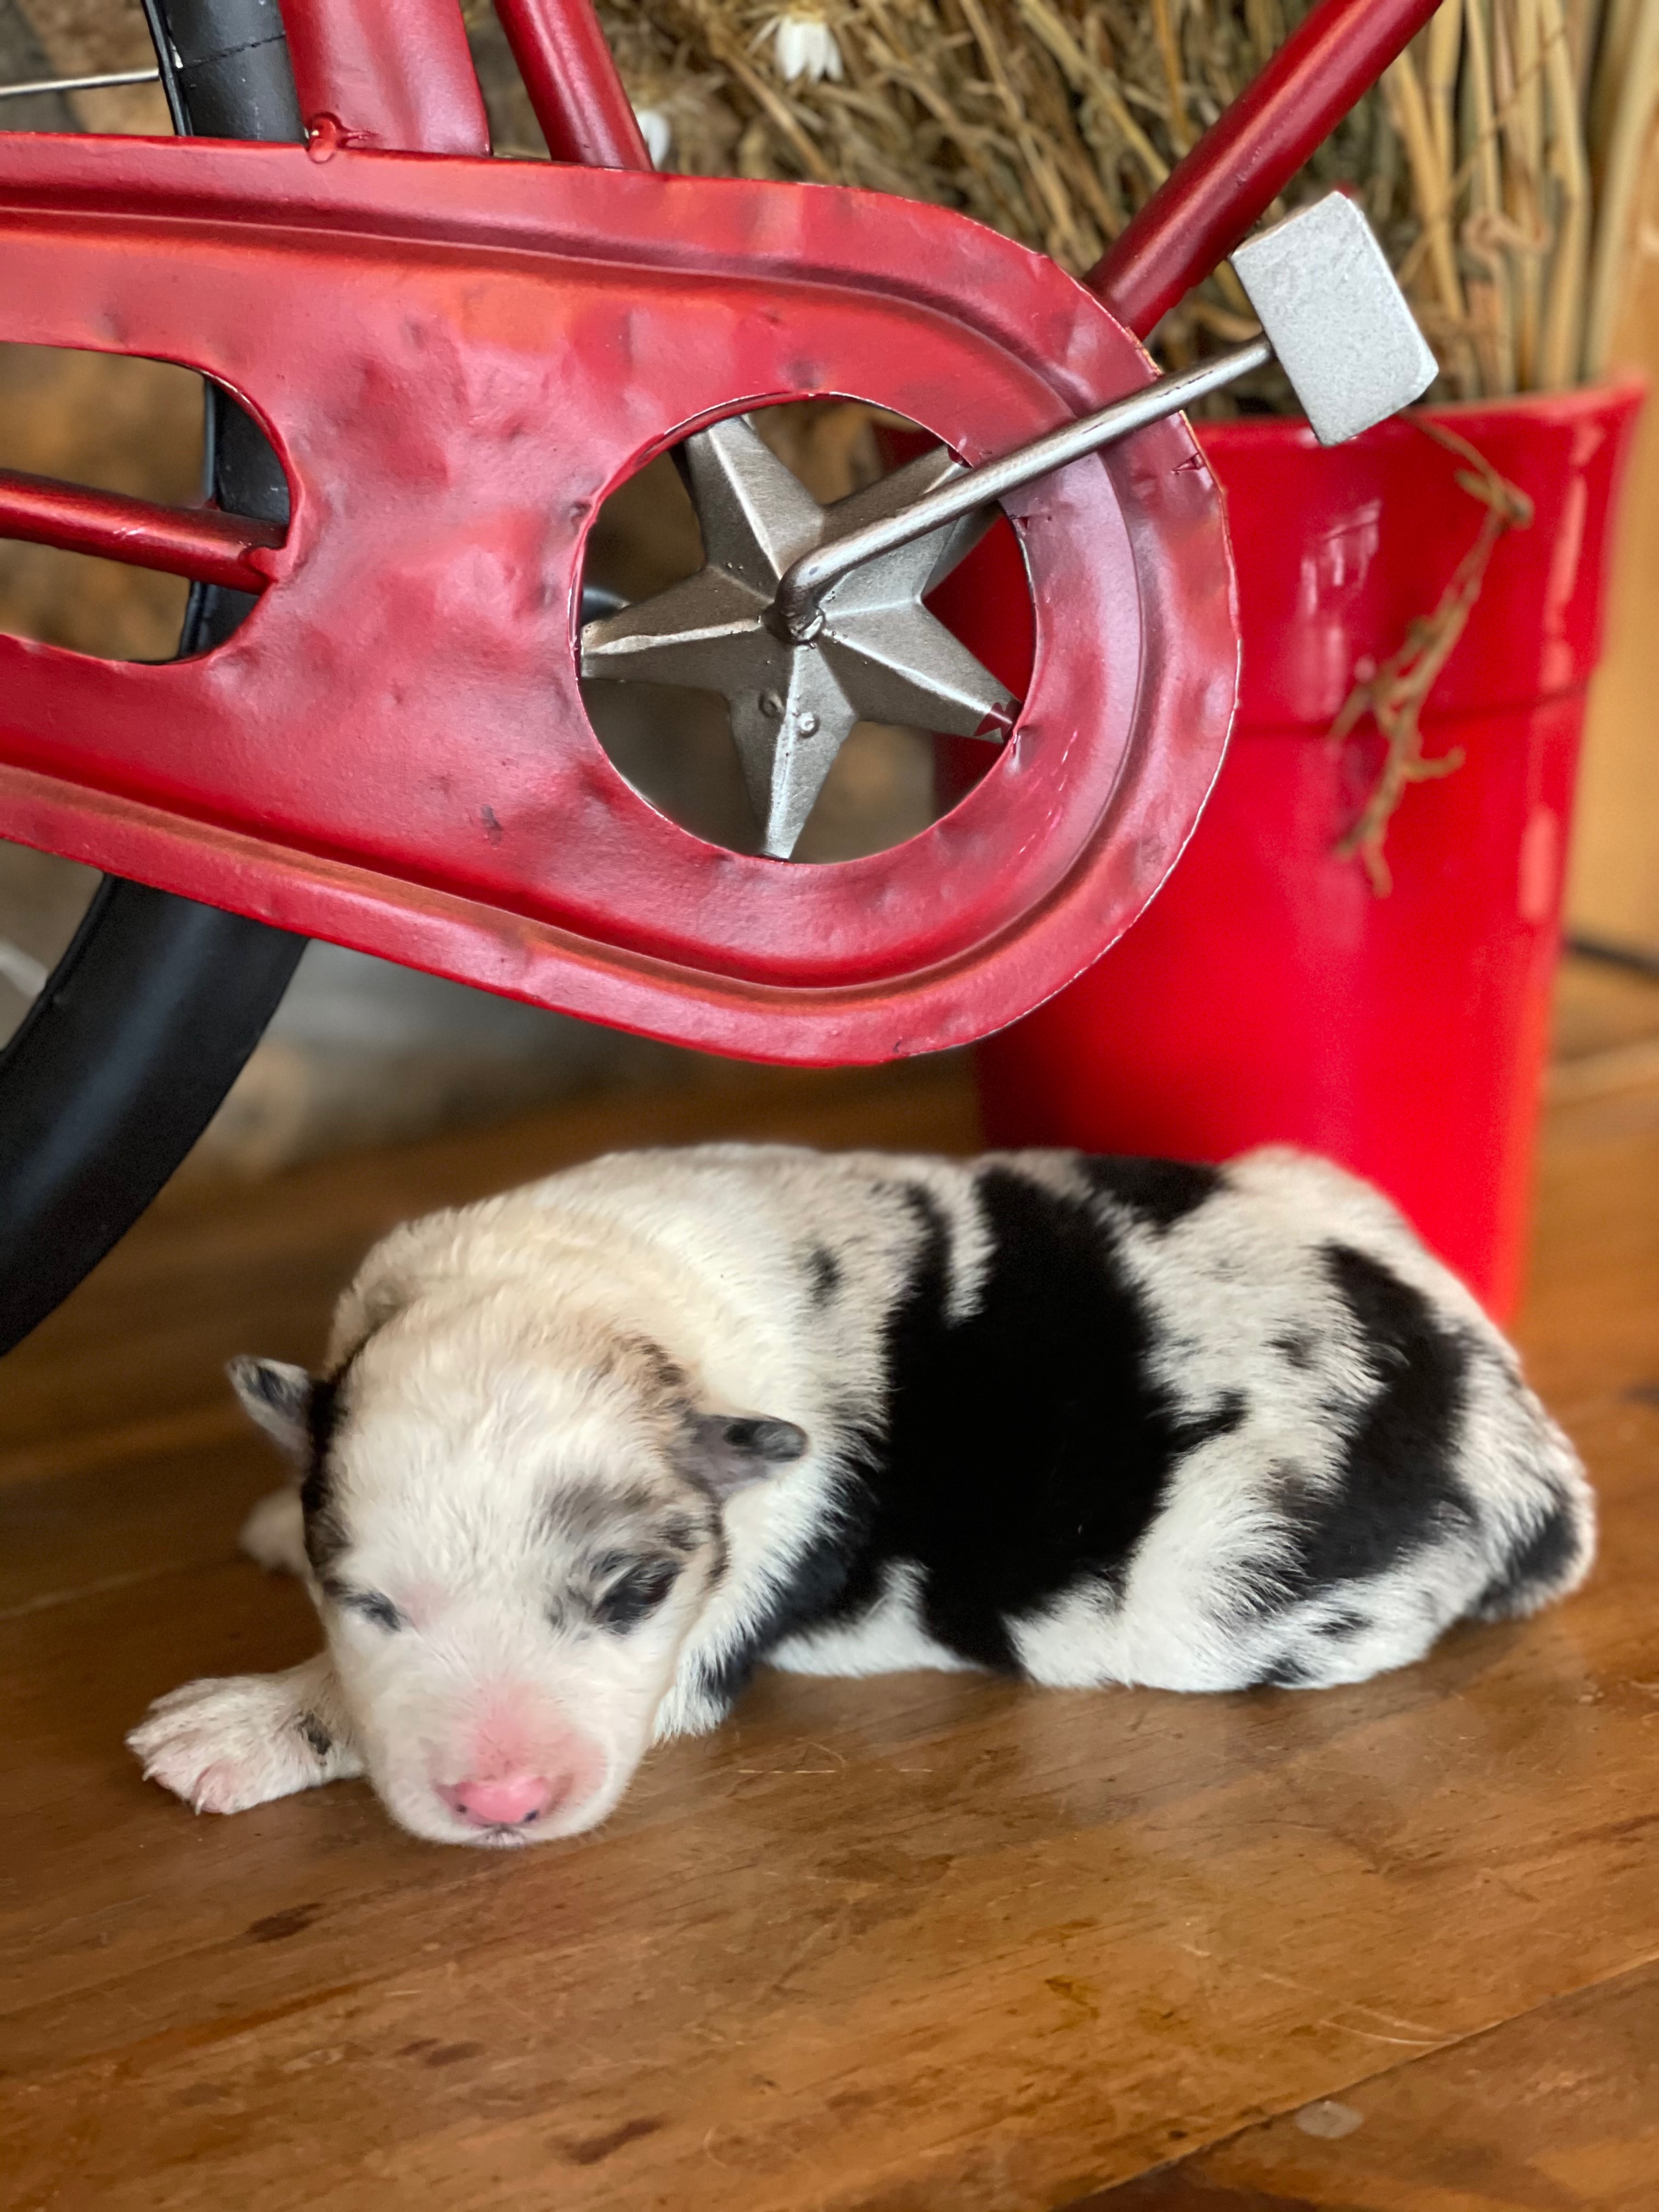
[977, 381, 1645, 1318]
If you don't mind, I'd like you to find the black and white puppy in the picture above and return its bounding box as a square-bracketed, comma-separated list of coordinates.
[129, 1143, 1593, 1848]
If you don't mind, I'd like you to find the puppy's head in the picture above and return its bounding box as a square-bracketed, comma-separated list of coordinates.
[229, 1297, 804, 1847]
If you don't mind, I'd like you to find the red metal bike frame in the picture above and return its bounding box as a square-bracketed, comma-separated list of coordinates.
[0, 0, 1436, 1065]
[491, 0, 652, 168]
[280, 0, 490, 155]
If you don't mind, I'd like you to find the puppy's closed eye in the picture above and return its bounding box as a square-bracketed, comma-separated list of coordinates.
[591, 1559, 680, 1633]
[325, 1583, 406, 1633]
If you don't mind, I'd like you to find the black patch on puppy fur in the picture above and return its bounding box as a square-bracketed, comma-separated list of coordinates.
[297, 1712, 334, 1758]
[805, 1245, 842, 1307]
[726, 1165, 1249, 1680]
[301, 1373, 348, 1575]
[303, 1375, 341, 1489]
[1474, 1490, 1585, 1617]
[1078, 1154, 1224, 1230]
[1255, 1245, 1476, 1609]
[719, 1417, 803, 1458]
[1315, 1608, 1372, 1640]
[692, 1488, 870, 1712]
[299, 1331, 388, 1576]
[1169, 1390, 1250, 1461]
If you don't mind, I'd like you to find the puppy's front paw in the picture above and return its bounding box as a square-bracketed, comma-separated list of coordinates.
[239, 1485, 308, 1576]
[129, 1664, 358, 1815]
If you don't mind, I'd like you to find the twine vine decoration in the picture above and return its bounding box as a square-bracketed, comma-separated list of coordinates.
[1330, 420, 1533, 896]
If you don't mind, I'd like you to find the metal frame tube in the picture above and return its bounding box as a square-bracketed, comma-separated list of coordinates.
[774, 340, 1271, 640]
[0, 467, 284, 590]
[1088, 0, 1442, 338]
[279, 0, 488, 153]
[489, 0, 650, 168]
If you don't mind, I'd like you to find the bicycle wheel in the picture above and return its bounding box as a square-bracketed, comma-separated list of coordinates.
[0, 0, 308, 1356]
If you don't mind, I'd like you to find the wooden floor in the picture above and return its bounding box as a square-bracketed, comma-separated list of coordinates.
[4, 968, 1658, 2212]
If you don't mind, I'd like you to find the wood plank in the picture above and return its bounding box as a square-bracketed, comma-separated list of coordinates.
[1079, 1955, 1659, 2210]
[0, 1432, 274, 1621]
[1550, 952, 1659, 1065]
[1567, 128, 1659, 961]
[1513, 1068, 1659, 1411]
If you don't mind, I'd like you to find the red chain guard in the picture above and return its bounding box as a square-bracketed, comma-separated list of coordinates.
[0, 134, 1238, 1062]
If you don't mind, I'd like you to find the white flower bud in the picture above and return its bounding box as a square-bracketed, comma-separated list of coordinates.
[633, 104, 672, 167]
[764, 9, 845, 84]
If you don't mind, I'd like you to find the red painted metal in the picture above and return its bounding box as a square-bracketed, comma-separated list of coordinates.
[0, 0, 1449, 1064]
[1090, 0, 1442, 338]
[280, 0, 490, 155]
[0, 131, 1236, 1062]
[978, 383, 1646, 1317]
[491, 0, 652, 168]
[0, 466, 284, 591]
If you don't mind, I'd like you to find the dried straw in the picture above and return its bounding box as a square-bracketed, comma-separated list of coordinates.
[578, 0, 1659, 401]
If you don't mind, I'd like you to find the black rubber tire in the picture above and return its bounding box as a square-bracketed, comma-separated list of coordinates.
[0, 0, 309, 1356]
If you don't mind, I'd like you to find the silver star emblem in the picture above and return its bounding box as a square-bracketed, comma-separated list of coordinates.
[579, 416, 1017, 859]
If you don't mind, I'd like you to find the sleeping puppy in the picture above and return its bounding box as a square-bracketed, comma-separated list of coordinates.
[129, 1143, 1593, 1848]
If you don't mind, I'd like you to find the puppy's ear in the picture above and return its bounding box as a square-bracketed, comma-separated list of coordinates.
[228, 1356, 314, 1463]
[685, 1413, 808, 1497]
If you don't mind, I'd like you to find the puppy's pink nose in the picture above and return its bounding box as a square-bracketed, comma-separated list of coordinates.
[437, 1774, 558, 1830]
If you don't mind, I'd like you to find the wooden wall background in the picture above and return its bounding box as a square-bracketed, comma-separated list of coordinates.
[1570, 120, 1659, 960]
